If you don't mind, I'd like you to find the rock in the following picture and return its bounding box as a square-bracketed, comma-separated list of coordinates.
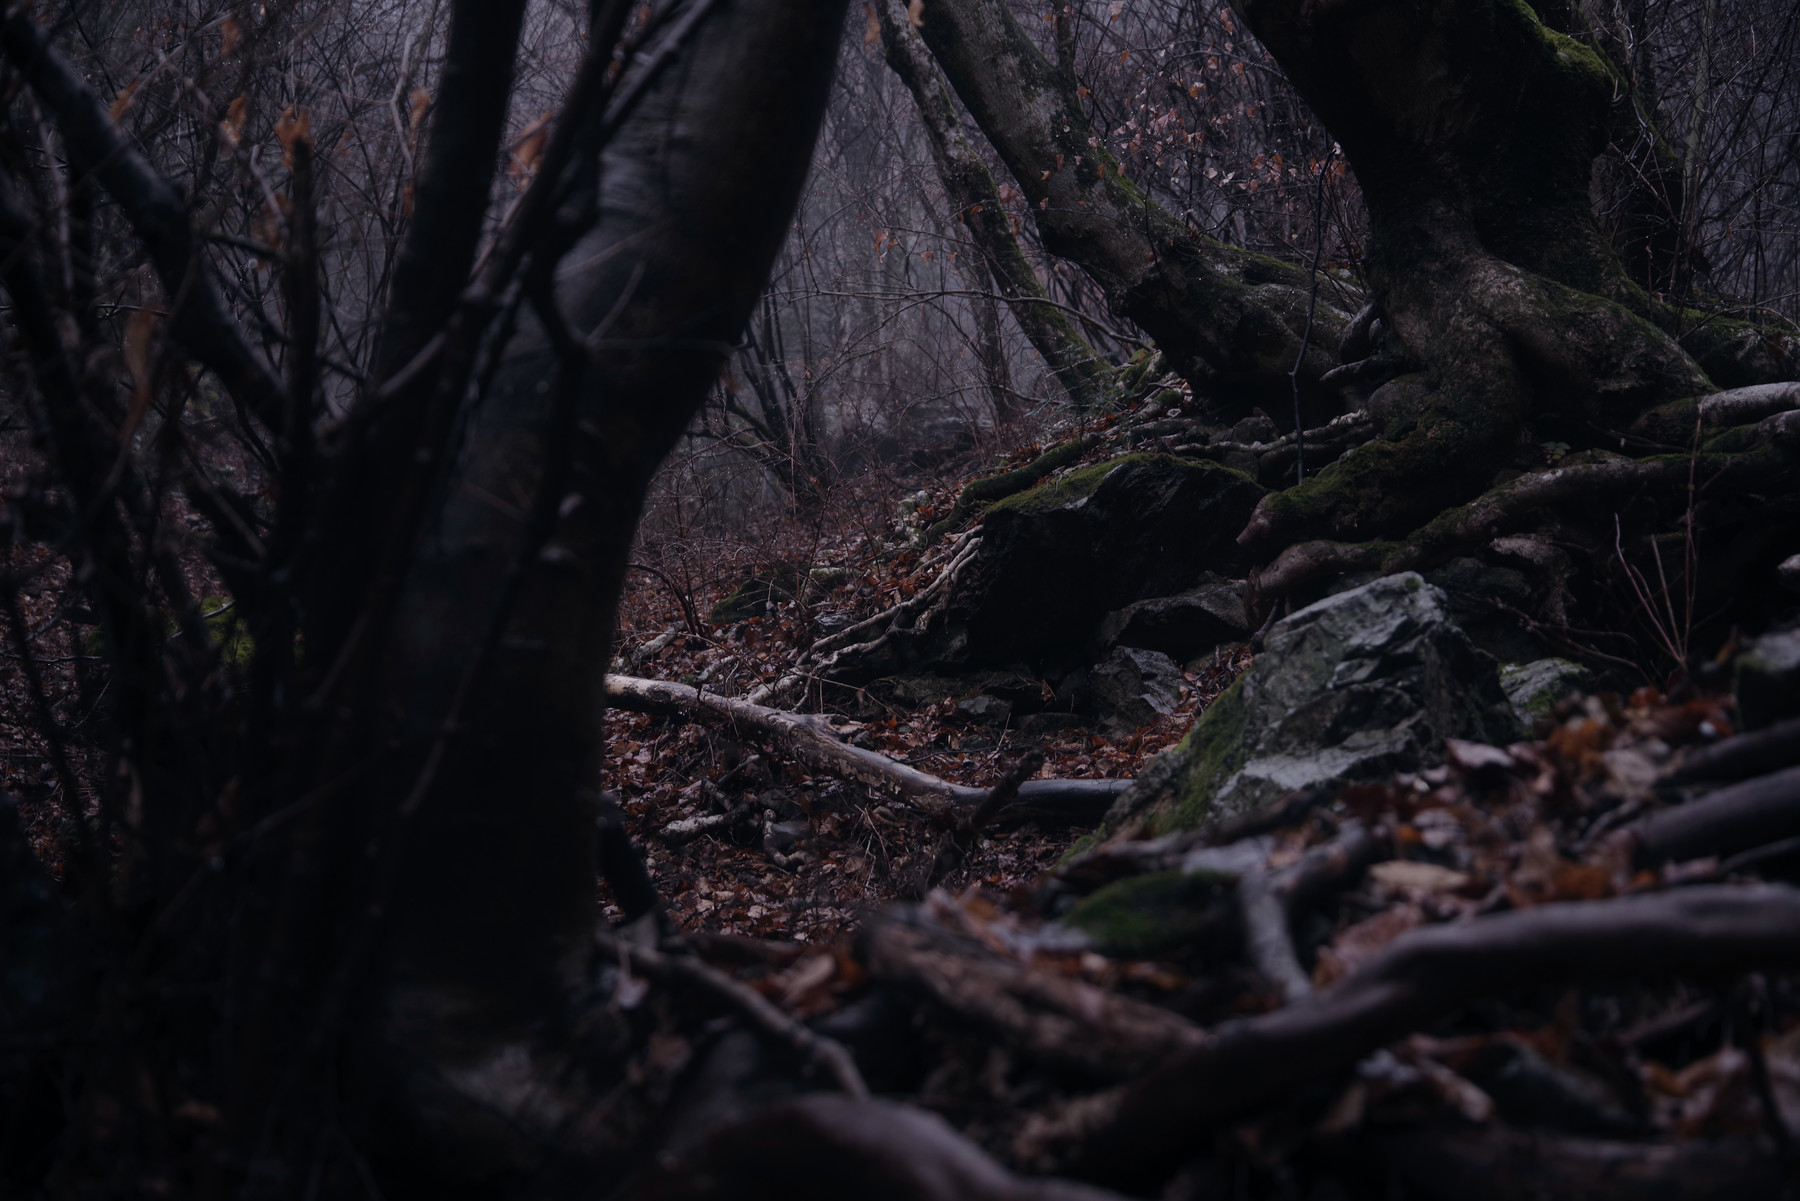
[1230, 413, 1279, 444]
[1088, 647, 1184, 736]
[1106, 573, 1524, 835]
[1500, 658, 1596, 726]
[944, 454, 1262, 666]
[1421, 556, 1549, 663]
[1779, 553, 1800, 593]
[710, 564, 800, 623]
[1017, 711, 1085, 736]
[1735, 625, 1800, 730]
[808, 566, 848, 587]
[1094, 572, 1249, 659]
[955, 694, 1013, 726]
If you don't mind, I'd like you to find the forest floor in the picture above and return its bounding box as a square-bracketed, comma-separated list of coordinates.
[602, 430, 1254, 940]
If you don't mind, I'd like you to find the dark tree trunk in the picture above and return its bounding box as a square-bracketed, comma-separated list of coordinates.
[1225, 0, 1798, 560]
[877, 0, 1111, 414]
[913, 0, 1349, 406]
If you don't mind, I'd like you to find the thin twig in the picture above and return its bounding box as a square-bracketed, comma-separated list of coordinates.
[595, 930, 868, 1099]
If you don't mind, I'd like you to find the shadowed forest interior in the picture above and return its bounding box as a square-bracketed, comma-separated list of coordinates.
[3, 0, 1800, 1197]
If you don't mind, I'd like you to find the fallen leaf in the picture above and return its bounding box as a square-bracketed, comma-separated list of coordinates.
[1369, 859, 1473, 895]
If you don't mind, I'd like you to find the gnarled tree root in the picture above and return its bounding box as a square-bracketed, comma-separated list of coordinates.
[1021, 884, 1800, 1190]
[1248, 411, 1800, 612]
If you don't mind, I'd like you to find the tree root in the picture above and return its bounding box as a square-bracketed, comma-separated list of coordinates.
[748, 532, 985, 705]
[1382, 1126, 1789, 1201]
[1627, 765, 1800, 868]
[1023, 884, 1800, 1189]
[596, 929, 869, 1100]
[1248, 412, 1800, 611]
[605, 673, 1131, 815]
[858, 912, 1207, 1081]
[641, 1093, 1127, 1201]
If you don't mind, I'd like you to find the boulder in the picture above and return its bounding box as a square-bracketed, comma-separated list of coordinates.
[945, 454, 1262, 666]
[1088, 647, 1184, 736]
[1104, 573, 1524, 835]
[1736, 625, 1800, 730]
[1500, 657, 1596, 726]
[1093, 572, 1248, 660]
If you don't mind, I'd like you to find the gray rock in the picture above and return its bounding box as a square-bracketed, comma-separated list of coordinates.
[942, 454, 1262, 666]
[1094, 572, 1249, 660]
[1736, 625, 1800, 730]
[1089, 646, 1184, 736]
[1500, 658, 1596, 726]
[1779, 554, 1800, 594]
[1107, 573, 1524, 834]
[955, 694, 1013, 726]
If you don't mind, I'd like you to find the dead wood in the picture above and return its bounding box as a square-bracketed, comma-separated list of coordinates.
[1381, 1126, 1790, 1201]
[1668, 716, 1800, 784]
[1630, 765, 1800, 867]
[605, 674, 1130, 815]
[1024, 884, 1800, 1188]
[1237, 868, 1313, 1003]
[643, 1093, 1127, 1201]
[859, 914, 1206, 1081]
[595, 929, 868, 1100]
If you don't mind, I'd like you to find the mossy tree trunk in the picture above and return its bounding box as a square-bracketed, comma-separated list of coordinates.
[1229, 0, 1799, 559]
[913, 0, 1349, 405]
[877, 0, 1110, 413]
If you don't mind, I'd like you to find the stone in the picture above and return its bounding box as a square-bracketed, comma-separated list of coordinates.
[1500, 657, 1596, 726]
[1105, 573, 1524, 835]
[1088, 646, 1184, 736]
[1779, 554, 1800, 594]
[955, 694, 1013, 726]
[1094, 572, 1249, 659]
[1735, 625, 1800, 730]
[943, 454, 1262, 666]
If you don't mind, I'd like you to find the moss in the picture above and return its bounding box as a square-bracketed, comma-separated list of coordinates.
[1063, 869, 1233, 958]
[1153, 673, 1251, 835]
[1060, 830, 1102, 864]
[986, 454, 1133, 516]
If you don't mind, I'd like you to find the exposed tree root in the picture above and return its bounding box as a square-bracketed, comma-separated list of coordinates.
[642, 1093, 1127, 1201]
[1628, 765, 1800, 868]
[1381, 1126, 1789, 1201]
[596, 929, 869, 1100]
[1022, 884, 1800, 1189]
[1247, 411, 1800, 612]
[859, 912, 1207, 1081]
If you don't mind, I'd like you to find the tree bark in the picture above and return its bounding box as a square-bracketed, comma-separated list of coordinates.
[913, 0, 1348, 405]
[1224, 0, 1771, 558]
[877, 0, 1111, 413]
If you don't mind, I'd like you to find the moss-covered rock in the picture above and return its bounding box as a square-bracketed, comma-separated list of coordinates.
[1062, 869, 1235, 958]
[1107, 573, 1523, 836]
[943, 454, 1263, 666]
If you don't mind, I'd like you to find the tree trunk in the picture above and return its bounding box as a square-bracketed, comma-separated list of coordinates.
[1227, 0, 1795, 558]
[877, 0, 1111, 413]
[913, 0, 1350, 406]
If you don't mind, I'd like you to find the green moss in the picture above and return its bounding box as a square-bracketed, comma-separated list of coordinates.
[1154, 673, 1251, 834]
[986, 455, 1133, 516]
[1060, 830, 1102, 864]
[1063, 869, 1233, 958]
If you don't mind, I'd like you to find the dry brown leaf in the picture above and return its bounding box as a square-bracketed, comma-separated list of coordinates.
[219, 16, 241, 57]
[218, 97, 248, 148]
[275, 106, 313, 168]
[1313, 902, 1424, 988]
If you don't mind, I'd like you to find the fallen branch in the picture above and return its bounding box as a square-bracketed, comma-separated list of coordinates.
[595, 930, 868, 1100]
[1024, 884, 1800, 1189]
[605, 674, 1131, 814]
[860, 913, 1206, 1081]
